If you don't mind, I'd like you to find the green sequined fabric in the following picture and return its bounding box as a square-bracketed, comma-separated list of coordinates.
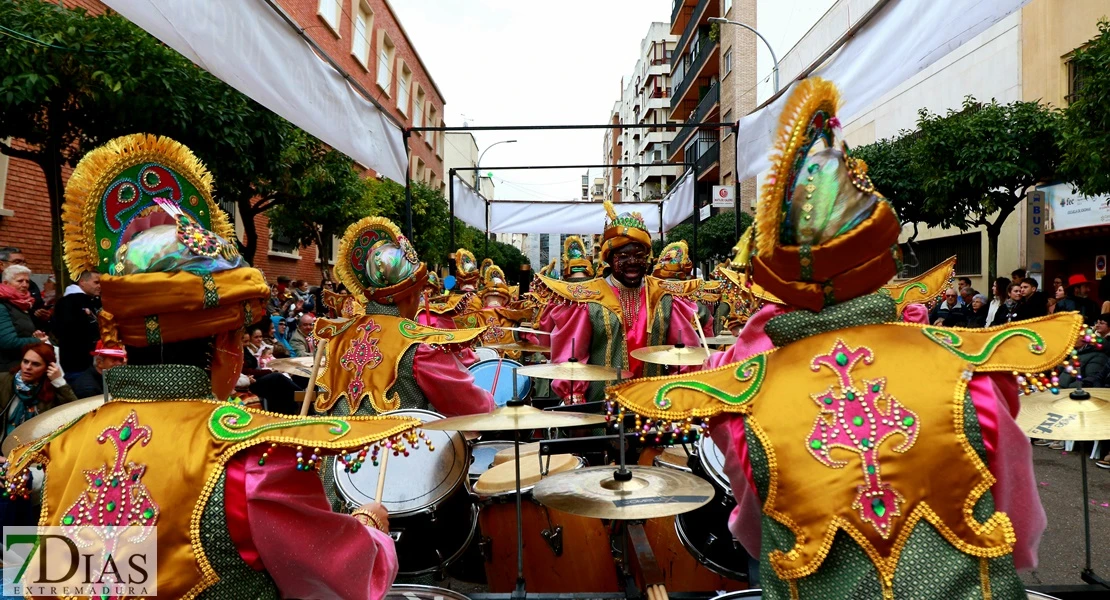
[365, 302, 401, 317]
[764, 293, 898, 347]
[196, 472, 280, 600]
[585, 303, 627, 402]
[104, 364, 216, 400]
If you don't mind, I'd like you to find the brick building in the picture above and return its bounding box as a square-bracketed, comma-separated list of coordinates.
[0, 0, 445, 286]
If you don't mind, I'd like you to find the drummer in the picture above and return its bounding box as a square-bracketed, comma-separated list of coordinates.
[652, 240, 718, 334]
[422, 248, 483, 329]
[532, 202, 709, 404]
[562, 236, 596, 282]
[456, 265, 533, 360]
[2, 133, 408, 599]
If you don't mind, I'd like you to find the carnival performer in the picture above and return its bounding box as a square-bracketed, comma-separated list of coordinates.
[562, 236, 596, 282]
[532, 202, 713, 403]
[414, 271, 447, 326]
[456, 265, 533, 359]
[653, 240, 718, 333]
[606, 79, 1076, 599]
[2, 134, 415, 600]
[422, 248, 482, 329]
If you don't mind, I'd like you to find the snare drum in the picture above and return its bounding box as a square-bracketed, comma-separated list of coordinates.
[674, 435, 751, 581]
[473, 347, 500, 362]
[332, 409, 476, 577]
[469, 441, 514, 484]
[475, 454, 619, 593]
[492, 441, 540, 466]
[384, 585, 470, 600]
[468, 359, 532, 407]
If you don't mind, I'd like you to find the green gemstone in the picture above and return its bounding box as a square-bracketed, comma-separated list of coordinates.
[94, 478, 103, 487]
[823, 397, 833, 405]
[853, 416, 864, 426]
[871, 384, 880, 392]
[903, 416, 915, 427]
[62, 515, 74, 525]
[861, 439, 871, 448]
[142, 509, 154, 519]
[111, 478, 119, 487]
[810, 440, 823, 449]
[872, 497, 887, 517]
[106, 502, 116, 512]
[119, 426, 131, 441]
[846, 391, 855, 401]
[867, 465, 876, 474]
[835, 352, 848, 366]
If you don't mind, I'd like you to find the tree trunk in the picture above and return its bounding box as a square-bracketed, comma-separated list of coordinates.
[236, 197, 260, 264]
[46, 102, 68, 288]
[985, 199, 1017, 295]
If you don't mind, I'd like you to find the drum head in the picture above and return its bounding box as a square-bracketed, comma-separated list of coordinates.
[709, 592, 762, 599]
[493, 441, 540, 466]
[1026, 592, 1062, 599]
[468, 359, 532, 407]
[697, 433, 731, 492]
[334, 409, 467, 517]
[473, 347, 500, 362]
[469, 441, 513, 480]
[653, 445, 693, 472]
[474, 453, 581, 497]
[385, 585, 471, 600]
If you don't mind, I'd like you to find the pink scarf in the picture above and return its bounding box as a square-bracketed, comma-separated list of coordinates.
[0, 283, 34, 311]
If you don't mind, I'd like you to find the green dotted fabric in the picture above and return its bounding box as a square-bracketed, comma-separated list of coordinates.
[104, 364, 216, 400]
[196, 472, 280, 600]
[764, 293, 898, 347]
[743, 392, 1025, 599]
[585, 303, 628, 402]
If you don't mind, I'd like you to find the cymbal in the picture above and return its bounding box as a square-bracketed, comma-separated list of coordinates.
[516, 361, 633, 382]
[483, 341, 552, 353]
[3, 395, 105, 455]
[504, 326, 551, 336]
[533, 465, 714, 520]
[630, 345, 718, 366]
[422, 404, 607, 432]
[703, 334, 738, 346]
[1016, 388, 1110, 441]
[268, 357, 318, 376]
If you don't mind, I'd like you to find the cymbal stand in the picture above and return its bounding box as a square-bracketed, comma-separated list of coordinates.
[510, 368, 527, 599]
[1070, 388, 1109, 589]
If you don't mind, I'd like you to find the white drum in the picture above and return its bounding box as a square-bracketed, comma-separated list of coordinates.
[473, 347, 500, 362]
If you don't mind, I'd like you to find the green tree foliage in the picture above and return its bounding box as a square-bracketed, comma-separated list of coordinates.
[659, 210, 753, 266]
[850, 133, 928, 242]
[1060, 20, 1110, 197]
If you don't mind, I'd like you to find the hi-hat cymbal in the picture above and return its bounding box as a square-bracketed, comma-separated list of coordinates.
[3, 395, 105, 455]
[630, 345, 718, 366]
[703, 334, 738, 346]
[533, 465, 714, 520]
[483, 341, 552, 353]
[1016, 388, 1110, 441]
[268, 357, 318, 376]
[516, 361, 633, 382]
[422, 404, 606, 432]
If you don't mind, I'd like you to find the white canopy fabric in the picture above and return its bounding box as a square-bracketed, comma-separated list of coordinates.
[451, 176, 489, 231]
[102, 0, 407, 183]
[735, 0, 1031, 182]
[660, 170, 696, 232]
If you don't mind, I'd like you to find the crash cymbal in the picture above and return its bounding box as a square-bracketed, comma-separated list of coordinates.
[703, 334, 738, 346]
[3, 395, 105, 455]
[422, 404, 607, 432]
[630, 344, 718, 366]
[516, 361, 633, 382]
[483, 341, 552, 354]
[503, 326, 551, 336]
[1016, 388, 1110, 441]
[267, 357, 319, 376]
[533, 465, 714, 520]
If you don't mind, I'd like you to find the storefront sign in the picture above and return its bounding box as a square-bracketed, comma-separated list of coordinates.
[1025, 190, 1045, 274]
[711, 186, 736, 208]
[1097, 255, 1107, 280]
[1041, 183, 1110, 232]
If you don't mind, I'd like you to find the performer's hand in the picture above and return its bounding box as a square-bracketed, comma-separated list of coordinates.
[355, 502, 389, 532]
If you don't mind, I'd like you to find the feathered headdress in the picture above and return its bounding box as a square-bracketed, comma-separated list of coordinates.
[336, 216, 427, 306]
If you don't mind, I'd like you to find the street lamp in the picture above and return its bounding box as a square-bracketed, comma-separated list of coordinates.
[477, 139, 517, 194]
[709, 17, 779, 93]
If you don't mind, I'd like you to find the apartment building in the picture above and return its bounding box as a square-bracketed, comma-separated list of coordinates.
[668, 0, 721, 192]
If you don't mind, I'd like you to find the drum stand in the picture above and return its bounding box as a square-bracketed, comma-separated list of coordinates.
[508, 371, 528, 600]
[1071, 392, 1109, 590]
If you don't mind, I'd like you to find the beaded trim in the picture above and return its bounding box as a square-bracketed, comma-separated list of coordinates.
[200, 273, 220, 309]
[144, 315, 161, 345]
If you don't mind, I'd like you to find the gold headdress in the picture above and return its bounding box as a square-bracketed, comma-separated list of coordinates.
[879, 256, 957, 314]
[455, 248, 480, 290]
[480, 265, 511, 300]
[336, 216, 427, 306]
[562, 235, 595, 279]
[601, 200, 652, 263]
[538, 258, 557, 279]
[752, 78, 902, 312]
[652, 241, 693, 280]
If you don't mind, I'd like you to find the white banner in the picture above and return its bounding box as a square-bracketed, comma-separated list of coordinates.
[1042, 183, 1110, 232]
[102, 0, 407, 183]
[488, 201, 662, 235]
[735, 0, 1030, 182]
[661, 170, 696, 231]
[451, 176, 489, 231]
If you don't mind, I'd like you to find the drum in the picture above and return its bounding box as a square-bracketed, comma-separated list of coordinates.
[384, 585, 470, 600]
[332, 409, 476, 577]
[638, 445, 747, 592]
[473, 347, 500, 362]
[674, 435, 751, 581]
[492, 441, 540, 466]
[476, 454, 619, 593]
[1025, 593, 1062, 599]
[468, 359, 532, 407]
[469, 441, 514, 484]
[709, 592, 763, 599]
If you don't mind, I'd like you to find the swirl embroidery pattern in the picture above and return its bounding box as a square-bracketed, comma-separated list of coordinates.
[342, 318, 384, 401]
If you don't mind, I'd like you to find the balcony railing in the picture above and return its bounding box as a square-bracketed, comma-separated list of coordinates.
[670, 37, 717, 112]
[671, 0, 684, 26]
[668, 81, 718, 158]
[673, 0, 712, 68]
[695, 141, 720, 175]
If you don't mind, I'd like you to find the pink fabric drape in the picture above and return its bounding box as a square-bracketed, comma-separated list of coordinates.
[412, 345, 494, 417]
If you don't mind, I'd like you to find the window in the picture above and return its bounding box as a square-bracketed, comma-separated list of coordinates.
[269, 227, 300, 257]
[437, 129, 444, 159]
[427, 106, 438, 147]
[414, 158, 426, 183]
[350, 0, 373, 67]
[1066, 56, 1089, 105]
[396, 61, 412, 114]
[723, 109, 734, 140]
[317, 0, 341, 35]
[724, 0, 733, 14]
[723, 49, 732, 75]
[413, 86, 426, 130]
[376, 33, 395, 93]
[898, 232, 981, 278]
[539, 234, 551, 266]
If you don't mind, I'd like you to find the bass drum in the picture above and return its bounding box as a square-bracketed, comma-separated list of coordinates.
[468, 358, 532, 407]
[332, 409, 476, 577]
[675, 434, 751, 582]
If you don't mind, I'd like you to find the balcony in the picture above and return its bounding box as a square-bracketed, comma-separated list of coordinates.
[671, 0, 693, 35]
[668, 81, 718, 160]
[673, 0, 715, 64]
[695, 141, 719, 177]
[670, 37, 718, 114]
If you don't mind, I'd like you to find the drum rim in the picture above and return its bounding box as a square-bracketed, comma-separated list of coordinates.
[674, 515, 748, 581]
[697, 434, 732, 493]
[476, 455, 586, 499]
[396, 504, 480, 577]
[334, 408, 468, 517]
[386, 584, 473, 600]
[708, 591, 763, 599]
[468, 441, 515, 477]
[468, 358, 533, 405]
[652, 446, 694, 473]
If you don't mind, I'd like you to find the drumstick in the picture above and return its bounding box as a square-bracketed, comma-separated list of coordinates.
[692, 314, 711, 357]
[490, 355, 505, 400]
[300, 340, 327, 417]
[374, 447, 390, 503]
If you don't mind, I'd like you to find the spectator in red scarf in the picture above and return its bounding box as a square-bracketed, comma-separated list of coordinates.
[0, 265, 47, 371]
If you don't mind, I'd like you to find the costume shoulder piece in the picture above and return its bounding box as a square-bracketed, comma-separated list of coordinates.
[313, 315, 485, 414]
[336, 216, 427, 306]
[323, 288, 366, 318]
[879, 255, 957, 314]
[532, 273, 620, 315]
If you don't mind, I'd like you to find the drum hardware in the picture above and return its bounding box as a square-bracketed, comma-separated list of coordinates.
[540, 523, 563, 556]
[544, 400, 608, 413]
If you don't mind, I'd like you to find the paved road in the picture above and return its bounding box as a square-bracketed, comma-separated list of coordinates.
[1021, 443, 1110, 587]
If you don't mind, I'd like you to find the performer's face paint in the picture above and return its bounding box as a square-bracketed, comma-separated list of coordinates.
[610, 243, 650, 288]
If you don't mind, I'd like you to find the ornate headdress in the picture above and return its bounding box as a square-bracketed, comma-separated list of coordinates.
[879, 256, 957, 315]
[62, 133, 269, 398]
[752, 78, 902, 312]
[455, 248, 480, 290]
[480, 258, 495, 283]
[652, 241, 693, 280]
[562, 235, 595, 279]
[601, 200, 652, 264]
[480, 265, 511, 300]
[538, 258, 557, 279]
[335, 216, 427, 306]
[425, 271, 443, 294]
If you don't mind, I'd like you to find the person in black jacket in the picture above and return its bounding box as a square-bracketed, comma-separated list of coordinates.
[1061, 274, 1099, 325]
[1014, 277, 1049, 321]
[52, 271, 101, 377]
[68, 342, 127, 399]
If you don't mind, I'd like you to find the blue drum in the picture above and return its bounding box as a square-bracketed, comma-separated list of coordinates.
[468, 359, 531, 407]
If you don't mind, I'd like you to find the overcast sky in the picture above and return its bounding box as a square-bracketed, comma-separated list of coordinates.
[390, 0, 834, 202]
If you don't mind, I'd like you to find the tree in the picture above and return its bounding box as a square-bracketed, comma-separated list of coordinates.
[1060, 20, 1110, 197]
[912, 98, 1063, 284]
[851, 133, 929, 243]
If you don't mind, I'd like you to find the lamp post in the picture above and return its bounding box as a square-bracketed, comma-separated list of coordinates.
[477, 139, 516, 254]
[708, 17, 779, 93]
